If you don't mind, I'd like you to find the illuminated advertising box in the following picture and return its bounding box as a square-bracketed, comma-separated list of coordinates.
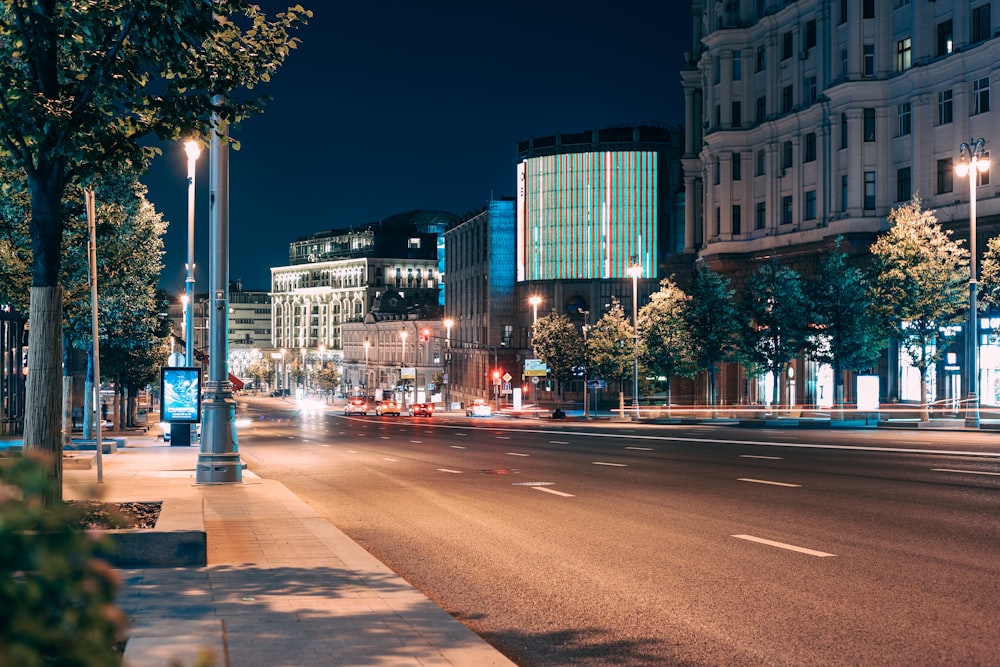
[160, 366, 202, 423]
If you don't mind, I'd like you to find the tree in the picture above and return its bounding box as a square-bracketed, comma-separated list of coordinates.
[979, 234, 1000, 313]
[637, 279, 696, 411]
[870, 196, 968, 421]
[685, 262, 741, 406]
[739, 259, 813, 410]
[531, 313, 585, 407]
[587, 299, 640, 417]
[0, 2, 310, 499]
[809, 237, 887, 416]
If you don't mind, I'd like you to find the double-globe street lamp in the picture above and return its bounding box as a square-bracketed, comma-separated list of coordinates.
[955, 137, 991, 429]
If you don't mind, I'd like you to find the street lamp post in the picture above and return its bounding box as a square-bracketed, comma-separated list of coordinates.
[956, 138, 990, 429]
[443, 319, 453, 409]
[363, 339, 370, 394]
[628, 261, 642, 420]
[399, 330, 408, 409]
[183, 140, 200, 370]
[579, 309, 590, 419]
[529, 295, 541, 324]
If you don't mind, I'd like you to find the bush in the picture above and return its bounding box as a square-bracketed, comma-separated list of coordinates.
[0, 453, 126, 666]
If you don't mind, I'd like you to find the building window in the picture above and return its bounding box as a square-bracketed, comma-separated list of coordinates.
[715, 207, 721, 236]
[783, 140, 793, 169]
[841, 113, 849, 149]
[863, 43, 875, 77]
[896, 37, 911, 71]
[839, 0, 848, 23]
[783, 31, 793, 60]
[804, 190, 817, 220]
[732, 152, 742, 181]
[804, 132, 817, 162]
[863, 0, 875, 19]
[781, 195, 794, 225]
[840, 48, 849, 80]
[715, 104, 721, 127]
[864, 171, 876, 209]
[972, 4, 992, 44]
[896, 167, 911, 202]
[732, 50, 742, 80]
[938, 89, 953, 124]
[805, 19, 817, 49]
[841, 174, 849, 209]
[756, 45, 766, 72]
[408, 237, 421, 249]
[804, 75, 817, 105]
[715, 155, 721, 185]
[756, 95, 766, 123]
[732, 204, 742, 235]
[782, 85, 793, 113]
[937, 158, 954, 194]
[937, 20, 953, 57]
[863, 108, 876, 141]
[897, 102, 911, 136]
[756, 149, 766, 176]
[755, 201, 766, 230]
[732, 100, 742, 127]
[973, 77, 990, 115]
[714, 57, 721, 84]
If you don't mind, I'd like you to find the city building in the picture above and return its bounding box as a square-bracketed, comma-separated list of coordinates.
[682, 0, 1000, 408]
[444, 199, 520, 407]
[270, 210, 457, 359]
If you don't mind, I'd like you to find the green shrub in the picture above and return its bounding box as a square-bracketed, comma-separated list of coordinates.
[0, 453, 126, 666]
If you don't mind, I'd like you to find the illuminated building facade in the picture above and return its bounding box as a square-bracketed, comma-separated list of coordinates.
[683, 0, 1000, 409]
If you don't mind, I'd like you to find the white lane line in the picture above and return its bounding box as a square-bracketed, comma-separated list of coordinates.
[380, 436, 390, 439]
[741, 454, 783, 460]
[507, 452, 530, 457]
[550, 440, 570, 444]
[496, 436, 511, 440]
[347, 450, 357, 453]
[450, 445, 467, 449]
[437, 468, 462, 474]
[383, 457, 398, 462]
[738, 478, 801, 487]
[287, 436, 295, 439]
[410, 440, 423, 444]
[733, 534, 835, 557]
[455, 433, 468, 436]
[931, 468, 1000, 476]
[321, 444, 330, 447]
[593, 462, 628, 467]
[626, 446, 654, 451]
[532, 486, 575, 497]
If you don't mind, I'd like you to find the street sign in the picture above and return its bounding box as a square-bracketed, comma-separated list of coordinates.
[586, 379, 607, 390]
[502, 372, 512, 383]
[524, 359, 549, 376]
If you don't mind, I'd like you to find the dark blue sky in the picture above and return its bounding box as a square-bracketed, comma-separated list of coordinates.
[144, 1, 693, 294]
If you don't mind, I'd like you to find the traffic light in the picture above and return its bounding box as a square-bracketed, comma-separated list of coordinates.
[492, 370, 501, 384]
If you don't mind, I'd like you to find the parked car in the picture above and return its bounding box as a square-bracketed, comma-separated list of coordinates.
[375, 399, 400, 416]
[343, 397, 368, 415]
[408, 402, 434, 417]
[465, 398, 492, 417]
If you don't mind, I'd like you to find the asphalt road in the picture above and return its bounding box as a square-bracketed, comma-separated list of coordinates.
[238, 401, 1000, 666]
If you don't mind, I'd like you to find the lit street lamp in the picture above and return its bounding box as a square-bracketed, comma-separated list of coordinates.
[529, 295, 541, 323]
[363, 339, 370, 392]
[628, 260, 642, 420]
[183, 140, 200, 369]
[955, 137, 990, 429]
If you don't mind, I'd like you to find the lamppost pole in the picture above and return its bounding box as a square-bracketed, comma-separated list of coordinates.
[444, 319, 453, 409]
[363, 339, 370, 394]
[956, 138, 990, 429]
[183, 140, 200, 369]
[399, 330, 408, 410]
[197, 94, 241, 484]
[628, 260, 642, 420]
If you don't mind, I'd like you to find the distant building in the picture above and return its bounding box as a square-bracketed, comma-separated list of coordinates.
[270, 210, 457, 358]
[444, 199, 518, 407]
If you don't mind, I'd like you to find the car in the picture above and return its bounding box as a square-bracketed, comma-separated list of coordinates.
[343, 398, 368, 415]
[465, 398, 492, 417]
[375, 399, 400, 416]
[408, 402, 434, 417]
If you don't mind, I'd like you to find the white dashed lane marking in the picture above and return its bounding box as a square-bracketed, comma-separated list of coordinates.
[733, 534, 835, 557]
[593, 462, 628, 467]
[532, 487, 575, 497]
[931, 468, 1000, 476]
[738, 478, 801, 487]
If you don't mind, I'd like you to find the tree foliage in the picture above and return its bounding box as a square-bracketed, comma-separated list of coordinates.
[979, 234, 1000, 313]
[870, 196, 968, 419]
[531, 313, 584, 404]
[0, 1, 310, 492]
[0, 453, 126, 666]
[739, 260, 813, 407]
[637, 279, 696, 405]
[809, 237, 887, 407]
[686, 262, 740, 405]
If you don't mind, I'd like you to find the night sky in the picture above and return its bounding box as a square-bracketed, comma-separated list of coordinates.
[143, 1, 694, 294]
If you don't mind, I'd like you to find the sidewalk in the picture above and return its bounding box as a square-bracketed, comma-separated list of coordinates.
[63, 440, 516, 667]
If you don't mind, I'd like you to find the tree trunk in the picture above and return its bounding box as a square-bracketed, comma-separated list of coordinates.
[618, 389, 625, 419]
[771, 367, 781, 411]
[112, 388, 121, 431]
[23, 286, 64, 504]
[666, 378, 672, 418]
[83, 348, 95, 440]
[834, 364, 845, 421]
[919, 368, 929, 422]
